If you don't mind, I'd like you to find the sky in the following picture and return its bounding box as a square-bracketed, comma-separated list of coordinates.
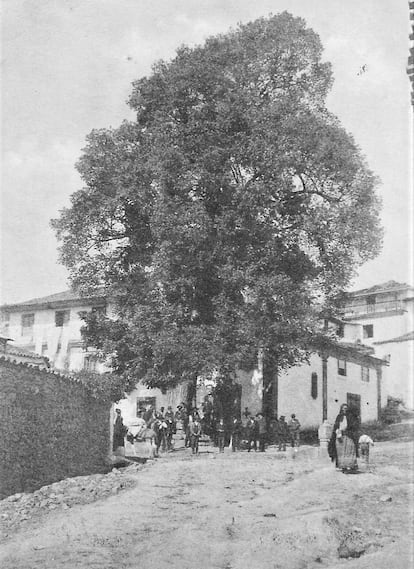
[1, 0, 412, 305]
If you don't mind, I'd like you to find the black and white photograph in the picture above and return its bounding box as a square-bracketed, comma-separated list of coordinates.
[1, 1, 413, 567]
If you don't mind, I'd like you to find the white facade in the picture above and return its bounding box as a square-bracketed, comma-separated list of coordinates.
[373, 334, 414, 408]
[0, 291, 109, 373]
[0, 290, 188, 423]
[237, 349, 382, 428]
[116, 383, 189, 428]
[342, 281, 414, 408]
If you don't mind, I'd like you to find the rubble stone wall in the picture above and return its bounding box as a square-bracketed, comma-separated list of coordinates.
[0, 358, 111, 498]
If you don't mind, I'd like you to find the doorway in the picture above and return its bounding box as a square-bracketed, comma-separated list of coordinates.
[347, 392, 361, 421]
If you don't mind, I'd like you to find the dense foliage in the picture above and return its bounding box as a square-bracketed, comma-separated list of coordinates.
[0, 359, 110, 498]
[52, 13, 382, 392]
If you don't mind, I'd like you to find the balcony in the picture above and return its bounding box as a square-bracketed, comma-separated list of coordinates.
[344, 299, 404, 318]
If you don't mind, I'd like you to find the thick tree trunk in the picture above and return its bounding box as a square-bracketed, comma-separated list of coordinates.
[262, 352, 278, 421]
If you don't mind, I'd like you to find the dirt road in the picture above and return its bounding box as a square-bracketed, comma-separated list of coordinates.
[0, 441, 413, 569]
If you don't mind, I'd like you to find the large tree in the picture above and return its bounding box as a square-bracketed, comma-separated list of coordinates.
[52, 13, 382, 396]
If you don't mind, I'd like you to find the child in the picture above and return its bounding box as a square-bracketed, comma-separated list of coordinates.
[358, 433, 374, 466]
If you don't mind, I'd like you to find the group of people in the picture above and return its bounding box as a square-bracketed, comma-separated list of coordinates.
[240, 412, 301, 453]
[183, 406, 302, 454]
[115, 401, 375, 470]
[114, 403, 303, 457]
[114, 405, 179, 458]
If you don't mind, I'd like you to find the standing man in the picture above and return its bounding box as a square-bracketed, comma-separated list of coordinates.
[231, 416, 243, 452]
[189, 416, 202, 454]
[256, 413, 267, 452]
[287, 414, 301, 450]
[246, 414, 258, 452]
[277, 416, 289, 451]
[216, 418, 225, 452]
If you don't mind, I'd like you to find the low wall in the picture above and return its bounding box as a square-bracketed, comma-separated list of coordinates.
[0, 358, 111, 499]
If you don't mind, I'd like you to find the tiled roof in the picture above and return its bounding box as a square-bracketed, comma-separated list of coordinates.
[374, 331, 414, 345]
[336, 341, 375, 355]
[1, 288, 106, 310]
[348, 281, 413, 297]
[0, 342, 48, 366]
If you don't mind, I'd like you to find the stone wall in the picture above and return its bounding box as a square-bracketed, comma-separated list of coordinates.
[0, 358, 111, 498]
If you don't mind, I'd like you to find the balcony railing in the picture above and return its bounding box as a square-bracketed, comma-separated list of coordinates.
[344, 300, 403, 317]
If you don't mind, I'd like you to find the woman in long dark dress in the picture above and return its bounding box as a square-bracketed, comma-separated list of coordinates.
[113, 408, 128, 452]
[328, 404, 359, 473]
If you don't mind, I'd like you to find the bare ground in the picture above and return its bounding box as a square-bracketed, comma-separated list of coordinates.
[0, 441, 413, 569]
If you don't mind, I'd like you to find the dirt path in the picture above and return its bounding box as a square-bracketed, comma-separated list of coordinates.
[0, 442, 413, 569]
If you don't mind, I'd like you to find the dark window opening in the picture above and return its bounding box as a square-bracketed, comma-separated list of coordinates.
[21, 313, 34, 335]
[347, 392, 361, 422]
[361, 366, 370, 382]
[366, 295, 376, 313]
[55, 310, 70, 327]
[84, 354, 99, 372]
[1, 312, 10, 333]
[363, 324, 374, 338]
[92, 306, 106, 317]
[338, 359, 347, 376]
[311, 372, 318, 399]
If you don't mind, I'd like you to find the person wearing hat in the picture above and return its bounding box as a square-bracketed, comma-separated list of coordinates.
[277, 416, 289, 451]
[174, 405, 183, 421]
[287, 413, 301, 450]
[189, 415, 202, 454]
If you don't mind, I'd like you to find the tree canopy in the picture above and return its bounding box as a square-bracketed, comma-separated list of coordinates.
[52, 12, 382, 392]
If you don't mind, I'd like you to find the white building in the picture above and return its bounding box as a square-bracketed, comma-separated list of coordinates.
[342, 281, 414, 408]
[3, 280, 407, 428]
[0, 290, 109, 373]
[0, 290, 187, 425]
[237, 342, 385, 429]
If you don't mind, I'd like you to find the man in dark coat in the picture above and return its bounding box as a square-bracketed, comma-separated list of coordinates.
[256, 413, 267, 452]
[277, 416, 289, 451]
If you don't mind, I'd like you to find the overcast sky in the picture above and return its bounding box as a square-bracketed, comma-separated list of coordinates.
[1, 0, 412, 305]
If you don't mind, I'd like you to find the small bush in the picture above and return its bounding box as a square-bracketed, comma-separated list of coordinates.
[379, 397, 403, 425]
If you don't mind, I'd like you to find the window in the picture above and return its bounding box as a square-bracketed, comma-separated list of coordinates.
[21, 313, 34, 336]
[366, 295, 376, 313]
[361, 366, 370, 382]
[363, 324, 374, 339]
[137, 397, 156, 416]
[1, 312, 10, 334]
[55, 310, 70, 327]
[336, 324, 344, 338]
[92, 306, 106, 317]
[311, 372, 318, 399]
[338, 359, 347, 376]
[83, 354, 98, 372]
[347, 393, 361, 421]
